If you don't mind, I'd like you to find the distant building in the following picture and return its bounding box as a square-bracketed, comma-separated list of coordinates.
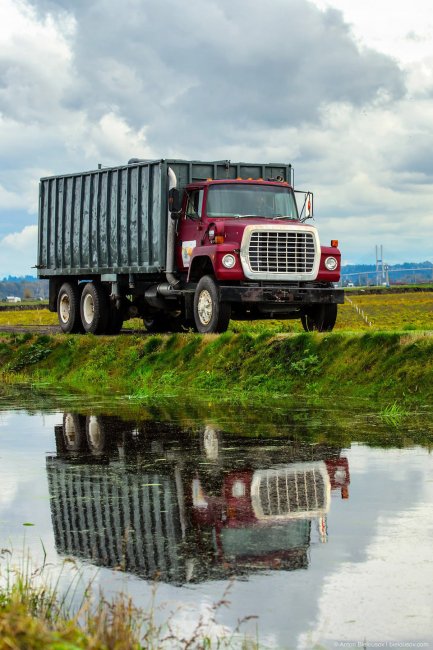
[6, 296, 21, 303]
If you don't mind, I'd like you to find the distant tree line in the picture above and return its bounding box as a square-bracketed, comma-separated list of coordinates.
[341, 261, 433, 286]
[0, 277, 48, 300]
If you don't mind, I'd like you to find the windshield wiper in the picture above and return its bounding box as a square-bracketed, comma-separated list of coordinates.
[272, 215, 296, 220]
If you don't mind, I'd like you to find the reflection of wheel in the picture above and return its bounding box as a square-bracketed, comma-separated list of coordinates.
[301, 304, 337, 332]
[57, 283, 83, 333]
[63, 413, 86, 451]
[193, 275, 231, 334]
[80, 283, 109, 334]
[202, 426, 221, 461]
[85, 415, 107, 454]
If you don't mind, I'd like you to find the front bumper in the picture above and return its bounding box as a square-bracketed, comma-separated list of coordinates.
[219, 284, 344, 305]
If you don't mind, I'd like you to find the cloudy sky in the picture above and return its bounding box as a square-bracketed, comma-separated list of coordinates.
[1, 0, 433, 277]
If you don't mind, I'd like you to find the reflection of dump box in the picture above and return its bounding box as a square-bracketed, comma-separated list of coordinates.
[46, 459, 185, 582]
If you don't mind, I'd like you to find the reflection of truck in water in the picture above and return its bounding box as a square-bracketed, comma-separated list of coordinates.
[37, 159, 343, 334]
[47, 413, 350, 584]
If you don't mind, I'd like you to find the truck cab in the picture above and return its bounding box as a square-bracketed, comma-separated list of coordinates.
[174, 177, 342, 332]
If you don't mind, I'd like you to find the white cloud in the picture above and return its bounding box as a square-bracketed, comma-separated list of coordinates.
[0, 225, 38, 276]
[3, 224, 37, 250]
[310, 0, 433, 64]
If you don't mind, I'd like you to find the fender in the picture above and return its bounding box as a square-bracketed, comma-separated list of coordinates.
[187, 243, 243, 282]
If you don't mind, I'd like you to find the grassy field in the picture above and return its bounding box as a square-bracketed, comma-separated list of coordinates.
[0, 291, 431, 332]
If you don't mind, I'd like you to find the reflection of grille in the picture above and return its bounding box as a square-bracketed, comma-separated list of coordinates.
[248, 230, 316, 274]
[251, 464, 330, 520]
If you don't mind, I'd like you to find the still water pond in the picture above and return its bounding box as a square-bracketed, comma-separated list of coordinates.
[0, 391, 432, 648]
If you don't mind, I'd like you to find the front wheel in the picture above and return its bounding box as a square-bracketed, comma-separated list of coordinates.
[301, 303, 337, 332]
[193, 275, 231, 334]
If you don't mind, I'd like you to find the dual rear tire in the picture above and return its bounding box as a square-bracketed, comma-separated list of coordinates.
[57, 281, 123, 335]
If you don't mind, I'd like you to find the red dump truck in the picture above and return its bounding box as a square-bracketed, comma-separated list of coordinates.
[37, 159, 343, 334]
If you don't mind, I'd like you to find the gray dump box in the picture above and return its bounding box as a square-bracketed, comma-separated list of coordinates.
[37, 159, 292, 278]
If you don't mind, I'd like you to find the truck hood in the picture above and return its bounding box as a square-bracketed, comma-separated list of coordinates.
[211, 217, 317, 243]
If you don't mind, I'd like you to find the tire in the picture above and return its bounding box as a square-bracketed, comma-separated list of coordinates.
[80, 282, 109, 334]
[143, 312, 169, 333]
[57, 282, 83, 333]
[106, 304, 124, 335]
[63, 413, 86, 451]
[193, 275, 231, 334]
[301, 303, 337, 332]
[143, 311, 187, 333]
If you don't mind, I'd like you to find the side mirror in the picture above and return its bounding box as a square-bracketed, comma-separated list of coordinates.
[169, 188, 181, 214]
[295, 190, 314, 221]
[305, 192, 313, 218]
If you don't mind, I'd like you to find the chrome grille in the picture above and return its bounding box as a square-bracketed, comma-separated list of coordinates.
[251, 466, 328, 520]
[248, 230, 316, 274]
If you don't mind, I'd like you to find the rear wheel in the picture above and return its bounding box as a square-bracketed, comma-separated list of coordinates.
[143, 312, 169, 333]
[301, 304, 337, 332]
[106, 304, 124, 334]
[193, 275, 231, 334]
[80, 282, 109, 334]
[57, 282, 83, 333]
[143, 311, 189, 333]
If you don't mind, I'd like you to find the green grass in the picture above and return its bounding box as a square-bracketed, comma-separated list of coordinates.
[1, 330, 433, 408]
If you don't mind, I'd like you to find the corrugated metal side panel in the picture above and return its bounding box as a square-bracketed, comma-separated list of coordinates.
[38, 162, 166, 277]
[46, 461, 185, 582]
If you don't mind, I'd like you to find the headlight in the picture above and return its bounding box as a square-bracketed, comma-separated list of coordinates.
[222, 254, 236, 269]
[232, 480, 246, 497]
[325, 256, 338, 271]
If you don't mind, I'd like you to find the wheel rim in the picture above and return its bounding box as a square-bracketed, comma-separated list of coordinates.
[59, 293, 71, 324]
[203, 426, 219, 460]
[197, 289, 213, 325]
[83, 293, 94, 325]
[64, 414, 77, 447]
[87, 416, 103, 452]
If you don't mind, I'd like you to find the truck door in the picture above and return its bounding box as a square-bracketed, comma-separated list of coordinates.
[176, 189, 204, 271]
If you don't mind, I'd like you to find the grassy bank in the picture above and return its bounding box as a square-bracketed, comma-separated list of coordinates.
[1, 329, 432, 405]
[0, 559, 255, 649]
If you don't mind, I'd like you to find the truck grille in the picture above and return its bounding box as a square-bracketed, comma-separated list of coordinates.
[251, 464, 329, 520]
[248, 230, 316, 274]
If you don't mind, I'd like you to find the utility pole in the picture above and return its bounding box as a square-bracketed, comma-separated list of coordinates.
[375, 245, 386, 286]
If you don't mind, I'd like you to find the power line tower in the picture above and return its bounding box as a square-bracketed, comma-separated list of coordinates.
[375, 245, 386, 286]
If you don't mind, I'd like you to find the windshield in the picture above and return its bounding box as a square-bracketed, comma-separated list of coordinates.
[206, 184, 299, 220]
